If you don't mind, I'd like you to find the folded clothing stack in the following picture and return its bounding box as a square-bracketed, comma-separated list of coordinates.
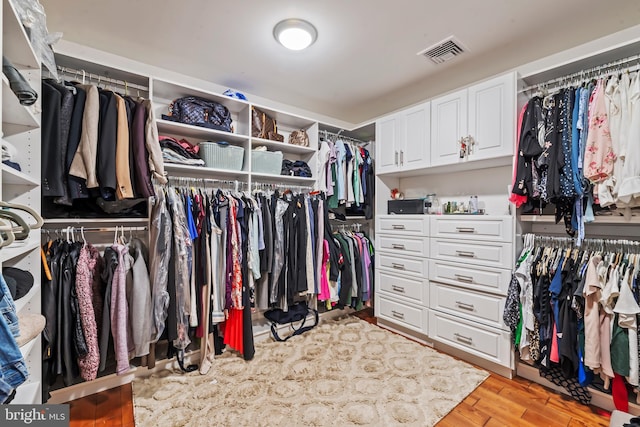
[159, 136, 205, 166]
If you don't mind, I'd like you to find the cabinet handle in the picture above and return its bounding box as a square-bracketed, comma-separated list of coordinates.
[391, 243, 406, 250]
[454, 333, 473, 344]
[391, 310, 405, 320]
[395, 151, 399, 166]
[455, 227, 476, 233]
[454, 274, 474, 283]
[400, 150, 404, 166]
[392, 224, 406, 230]
[456, 250, 475, 258]
[455, 301, 475, 311]
[391, 263, 405, 270]
[391, 285, 406, 293]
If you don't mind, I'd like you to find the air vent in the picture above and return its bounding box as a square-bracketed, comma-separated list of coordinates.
[418, 36, 467, 64]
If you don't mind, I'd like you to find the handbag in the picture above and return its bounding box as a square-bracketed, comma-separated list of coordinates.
[263, 301, 318, 341]
[162, 96, 233, 132]
[251, 106, 284, 142]
[288, 129, 309, 147]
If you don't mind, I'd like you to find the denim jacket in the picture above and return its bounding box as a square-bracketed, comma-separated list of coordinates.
[0, 274, 29, 402]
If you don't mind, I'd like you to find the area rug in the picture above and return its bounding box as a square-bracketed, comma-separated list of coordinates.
[132, 316, 489, 426]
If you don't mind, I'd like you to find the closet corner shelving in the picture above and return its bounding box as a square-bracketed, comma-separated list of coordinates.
[2, 0, 43, 404]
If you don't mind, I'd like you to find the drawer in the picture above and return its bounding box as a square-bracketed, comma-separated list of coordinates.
[378, 270, 427, 305]
[429, 282, 506, 330]
[377, 215, 429, 235]
[429, 259, 510, 295]
[430, 238, 513, 269]
[377, 296, 427, 333]
[378, 234, 429, 257]
[378, 253, 428, 277]
[431, 216, 513, 242]
[428, 310, 512, 367]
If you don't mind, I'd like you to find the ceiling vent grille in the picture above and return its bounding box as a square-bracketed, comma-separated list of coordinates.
[418, 36, 467, 64]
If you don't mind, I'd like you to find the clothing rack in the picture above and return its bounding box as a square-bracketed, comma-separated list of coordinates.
[335, 223, 364, 232]
[52, 65, 149, 94]
[251, 181, 314, 193]
[321, 130, 370, 146]
[520, 52, 640, 94]
[164, 176, 248, 191]
[528, 233, 640, 252]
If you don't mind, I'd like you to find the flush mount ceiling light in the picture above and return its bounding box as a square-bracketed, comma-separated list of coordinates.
[273, 19, 317, 51]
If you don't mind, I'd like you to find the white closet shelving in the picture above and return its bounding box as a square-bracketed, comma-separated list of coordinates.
[1, 0, 43, 404]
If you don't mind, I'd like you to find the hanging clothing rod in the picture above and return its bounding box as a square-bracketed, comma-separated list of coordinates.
[54, 65, 149, 93]
[321, 130, 370, 146]
[42, 226, 148, 233]
[163, 176, 248, 189]
[251, 181, 314, 194]
[519, 52, 640, 94]
[528, 233, 640, 251]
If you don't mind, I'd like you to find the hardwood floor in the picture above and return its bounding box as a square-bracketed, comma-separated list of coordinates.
[68, 309, 612, 427]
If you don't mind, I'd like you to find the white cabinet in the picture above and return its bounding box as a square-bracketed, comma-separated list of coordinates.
[2, 0, 43, 404]
[376, 101, 430, 174]
[431, 72, 515, 167]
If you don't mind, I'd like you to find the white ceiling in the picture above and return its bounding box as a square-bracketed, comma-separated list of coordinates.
[40, 0, 640, 125]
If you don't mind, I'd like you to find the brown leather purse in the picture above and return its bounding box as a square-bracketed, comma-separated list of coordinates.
[251, 106, 284, 142]
[288, 129, 310, 147]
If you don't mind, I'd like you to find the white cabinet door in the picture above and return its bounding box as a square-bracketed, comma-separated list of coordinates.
[376, 113, 401, 174]
[401, 101, 430, 171]
[430, 89, 467, 166]
[468, 73, 515, 161]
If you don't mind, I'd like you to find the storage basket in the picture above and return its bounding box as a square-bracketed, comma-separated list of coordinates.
[252, 150, 283, 175]
[198, 142, 244, 171]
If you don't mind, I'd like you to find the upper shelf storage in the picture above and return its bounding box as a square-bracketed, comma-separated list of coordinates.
[2, 0, 39, 69]
[2, 73, 39, 132]
[156, 118, 249, 145]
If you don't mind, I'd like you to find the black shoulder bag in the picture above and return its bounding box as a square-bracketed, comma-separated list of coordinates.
[263, 301, 318, 342]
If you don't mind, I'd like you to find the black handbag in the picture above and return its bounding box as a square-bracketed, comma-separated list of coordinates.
[162, 96, 233, 132]
[263, 301, 318, 341]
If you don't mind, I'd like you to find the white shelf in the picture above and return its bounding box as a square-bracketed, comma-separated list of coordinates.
[157, 119, 249, 144]
[2, 73, 39, 131]
[2, 0, 39, 69]
[14, 283, 39, 314]
[0, 236, 39, 263]
[251, 137, 316, 155]
[153, 78, 250, 114]
[520, 215, 640, 225]
[12, 381, 40, 404]
[251, 172, 316, 185]
[19, 333, 38, 358]
[164, 162, 250, 179]
[44, 217, 148, 225]
[1, 162, 39, 186]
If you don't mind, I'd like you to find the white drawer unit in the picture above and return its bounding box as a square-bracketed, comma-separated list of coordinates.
[377, 215, 429, 235]
[428, 259, 510, 295]
[378, 234, 429, 257]
[430, 216, 513, 242]
[430, 238, 513, 269]
[378, 296, 427, 333]
[429, 282, 507, 330]
[378, 253, 428, 277]
[428, 310, 511, 367]
[379, 270, 427, 305]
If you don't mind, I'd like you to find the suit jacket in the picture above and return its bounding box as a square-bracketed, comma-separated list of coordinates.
[97, 90, 118, 200]
[142, 99, 166, 184]
[131, 101, 154, 198]
[69, 84, 100, 188]
[114, 94, 134, 199]
[42, 81, 64, 196]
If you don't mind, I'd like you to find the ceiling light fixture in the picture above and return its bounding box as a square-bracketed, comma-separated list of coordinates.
[273, 19, 317, 51]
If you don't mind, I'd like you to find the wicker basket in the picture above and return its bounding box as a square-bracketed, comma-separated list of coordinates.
[198, 142, 244, 170]
[252, 150, 283, 175]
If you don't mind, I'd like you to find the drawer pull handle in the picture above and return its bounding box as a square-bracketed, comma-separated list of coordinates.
[454, 333, 473, 344]
[392, 224, 406, 230]
[391, 285, 406, 293]
[391, 310, 405, 320]
[455, 227, 476, 233]
[456, 250, 475, 258]
[392, 263, 405, 270]
[391, 244, 406, 250]
[454, 274, 474, 283]
[455, 301, 475, 311]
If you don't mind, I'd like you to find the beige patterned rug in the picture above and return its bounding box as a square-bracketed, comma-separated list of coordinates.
[132, 316, 488, 426]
